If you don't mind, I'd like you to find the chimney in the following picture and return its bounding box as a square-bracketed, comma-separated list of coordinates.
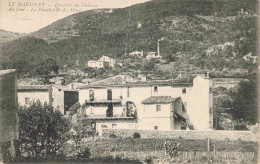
[157, 40, 160, 56]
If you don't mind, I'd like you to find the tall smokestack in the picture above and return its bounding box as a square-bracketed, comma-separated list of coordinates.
[157, 40, 160, 56]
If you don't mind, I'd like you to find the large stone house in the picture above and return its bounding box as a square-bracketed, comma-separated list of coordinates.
[98, 55, 116, 67]
[77, 74, 213, 133]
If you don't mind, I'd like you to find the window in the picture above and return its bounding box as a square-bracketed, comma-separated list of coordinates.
[25, 97, 30, 104]
[89, 90, 94, 101]
[156, 105, 161, 112]
[154, 126, 158, 130]
[107, 89, 112, 100]
[52, 98, 54, 102]
[181, 126, 186, 130]
[182, 102, 187, 112]
[182, 88, 186, 94]
[154, 86, 158, 92]
[91, 122, 96, 129]
[101, 124, 107, 128]
[127, 87, 130, 97]
[209, 108, 212, 114]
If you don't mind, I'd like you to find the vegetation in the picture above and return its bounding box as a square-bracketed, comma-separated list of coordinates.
[88, 138, 258, 153]
[229, 73, 258, 124]
[35, 58, 59, 76]
[133, 132, 141, 139]
[18, 101, 71, 159]
[0, 0, 257, 78]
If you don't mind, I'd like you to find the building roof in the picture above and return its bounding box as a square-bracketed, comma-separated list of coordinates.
[142, 96, 180, 104]
[52, 84, 80, 91]
[17, 85, 50, 91]
[78, 75, 193, 89]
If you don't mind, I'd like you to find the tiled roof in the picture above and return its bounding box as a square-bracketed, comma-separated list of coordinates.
[78, 75, 193, 89]
[79, 75, 135, 88]
[142, 96, 180, 104]
[17, 85, 50, 90]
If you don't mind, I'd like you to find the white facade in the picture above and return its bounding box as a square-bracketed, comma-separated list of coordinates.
[87, 60, 108, 68]
[190, 76, 213, 130]
[17, 86, 51, 106]
[146, 52, 162, 60]
[78, 74, 213, 131]
[52, 85, 65, 114]
[18, 91, 50, 106]
[129, 50, 143, 57]
[98, 55, 116, 67]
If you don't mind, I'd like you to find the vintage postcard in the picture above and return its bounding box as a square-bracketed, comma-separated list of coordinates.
[0, 0, 259, 163]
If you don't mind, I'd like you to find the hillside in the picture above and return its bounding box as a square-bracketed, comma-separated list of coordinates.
[0, 0, 258, 77]
[0, 30, 26, 45]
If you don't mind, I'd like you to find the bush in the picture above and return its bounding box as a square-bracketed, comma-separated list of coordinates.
[77, 147, 91, 159]
[18, 101, 71, 158]
[144, 156, 153, 164]
[133, 132, 141, 139]
[109, 133, 117, 138]
[234, 124, 249, 131]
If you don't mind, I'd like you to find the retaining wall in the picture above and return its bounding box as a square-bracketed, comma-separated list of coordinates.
[102, 129, 258, 141]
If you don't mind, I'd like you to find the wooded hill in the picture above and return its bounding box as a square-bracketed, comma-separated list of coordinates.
[0, 0, 258, 77]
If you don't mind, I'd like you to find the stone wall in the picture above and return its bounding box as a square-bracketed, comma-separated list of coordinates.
[102, 129, 257, 142]
[0, 70, 19, 163]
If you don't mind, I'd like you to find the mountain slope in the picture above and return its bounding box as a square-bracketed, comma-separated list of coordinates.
[0, 30, 26, 45]
[0, 0, 258, 77]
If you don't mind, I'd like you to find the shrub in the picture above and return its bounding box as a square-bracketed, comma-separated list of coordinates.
[133, 132, 141, 139]
[144, 156, 153, 164]
[109, 133, 117, 138]
[18, 101, 71, 158]
[77, 147, 91, 159]
[234, 124, 249, 131]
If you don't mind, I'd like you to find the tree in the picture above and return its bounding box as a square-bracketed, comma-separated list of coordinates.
[35, 58, 59, 76]
[142, 60, 155, 72]
[18, 101, 71, 158]
[69, 109, 95, 158]
[229, 73, 258, 124]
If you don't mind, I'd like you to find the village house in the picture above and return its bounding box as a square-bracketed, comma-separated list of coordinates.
[87, 60, 109, 69]
[129, 50, 144, 58]
[76, 74, 213, 134]
[98, 55, 116, 67]
[17, 83, 81, 115]
[51, 84, 79, 115]
[146, 52, 162, 60]
[17, 85, 52, 106]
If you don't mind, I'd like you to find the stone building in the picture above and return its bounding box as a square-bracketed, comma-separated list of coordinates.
[77, 74, 214, 134]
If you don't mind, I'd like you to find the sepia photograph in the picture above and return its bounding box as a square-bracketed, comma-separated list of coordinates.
[0, 0, 259, 163]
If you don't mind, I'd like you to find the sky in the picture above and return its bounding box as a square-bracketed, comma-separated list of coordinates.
[0, 0, 150, 33]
